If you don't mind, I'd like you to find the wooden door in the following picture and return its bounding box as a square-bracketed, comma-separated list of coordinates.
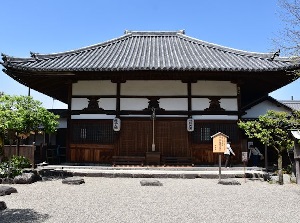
[118, 120, 190, 157]
[155, 121, 190, 157]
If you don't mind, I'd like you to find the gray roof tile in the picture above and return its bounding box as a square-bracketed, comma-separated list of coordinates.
[280, 100, 300, 111]
[2, 30, 300, 72]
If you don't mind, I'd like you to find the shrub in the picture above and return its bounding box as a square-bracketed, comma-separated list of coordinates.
[0, 155, 31, 178]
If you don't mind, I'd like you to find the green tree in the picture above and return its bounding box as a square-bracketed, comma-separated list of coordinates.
[0, 94, 59, 155]
[238, 110, 300, 185]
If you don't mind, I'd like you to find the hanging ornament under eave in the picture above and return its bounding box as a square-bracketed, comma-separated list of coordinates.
[113, 118, 121, 131]
[187, 118, 194, 132]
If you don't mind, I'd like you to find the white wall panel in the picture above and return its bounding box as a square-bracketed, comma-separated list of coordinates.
[71, 98, 116, 110]
[192, 98, 210, 110]
[220, 99, 238, 111]
[72, 80, 116, 95]
[71, 98, 89, 110]
[192, 98, 237, 111]
[121, 80, 187, 96]
[120, 98, 149, 110]
[192, 115, 238, 120]
[192, 81, 236, 96]
[71, 114, 115, 119]
[58, 118, 67, 128]
[159, 98, 188, 110]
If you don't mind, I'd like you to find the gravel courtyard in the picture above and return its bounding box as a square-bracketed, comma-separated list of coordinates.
[1, 177, 300, 223]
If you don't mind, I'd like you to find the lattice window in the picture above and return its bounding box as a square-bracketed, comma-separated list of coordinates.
[192, 122, 238, 144]
[71, 121, 115, 144]
[80, 128, 87, 139]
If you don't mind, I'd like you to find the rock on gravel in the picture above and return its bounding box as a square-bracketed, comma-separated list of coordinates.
[218, 179, 241, 185]
[0, 201, 7, 210]
[0, 186, 18, 196]
[62, 177, 85, 185]
[140, 179, 163, 186]
[13, 173, 36, 184]
[1, 178, 300, 223]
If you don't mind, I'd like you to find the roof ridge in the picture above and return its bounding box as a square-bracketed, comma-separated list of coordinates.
[124, 30, 185, 35]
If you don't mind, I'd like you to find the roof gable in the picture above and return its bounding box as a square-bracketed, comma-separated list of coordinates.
[242, 96, 295, 119]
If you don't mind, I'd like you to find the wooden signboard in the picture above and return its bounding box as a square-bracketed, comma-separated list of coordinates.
[211, 132, 228, 153]
[242, 152, 248, 162]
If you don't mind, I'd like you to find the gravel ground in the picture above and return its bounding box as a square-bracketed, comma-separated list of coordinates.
[1, 177, 300, 223]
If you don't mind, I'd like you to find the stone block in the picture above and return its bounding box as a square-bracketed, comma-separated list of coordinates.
[140, 179, 163, 186]
[62, 177, 85, 185]
[218, 179, 241, 185]
[181, 174, 197, 179]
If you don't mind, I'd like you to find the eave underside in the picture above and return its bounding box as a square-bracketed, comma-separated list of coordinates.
[5, 69, 296, 107]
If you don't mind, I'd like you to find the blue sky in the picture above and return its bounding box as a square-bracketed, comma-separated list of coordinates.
[0, 0, 299, 108]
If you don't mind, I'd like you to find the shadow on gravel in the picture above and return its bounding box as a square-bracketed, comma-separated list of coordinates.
[247, 178, 265, 182]
[0, 208, 50, 223]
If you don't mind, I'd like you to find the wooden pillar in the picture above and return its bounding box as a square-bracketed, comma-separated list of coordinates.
[187, 82, 192, 115]
[66, 80, 73, 163]
[264, 144, 268, 169]
[236, 82, 242, 119]
[116, 82, 121, 117]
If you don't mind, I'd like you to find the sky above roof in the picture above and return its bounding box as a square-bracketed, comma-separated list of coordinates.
[0, 0, 299, 108]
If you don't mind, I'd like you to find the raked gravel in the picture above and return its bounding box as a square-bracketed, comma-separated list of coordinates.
[1, 177, 300, 223]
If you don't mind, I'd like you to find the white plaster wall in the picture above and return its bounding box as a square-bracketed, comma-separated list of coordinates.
[121, 80, 187, 96]
[72, 80, 116, 95]
[159, 98, 188, 110]
[192, 98, 211, 110]
[121, 98, 149, 110]
[71, 114, 116, 119]
[192, 98, 237, 111]
[120, 98, 188, 111]
[220, 99, 238, 111]
[71, 98, 116, 110]
[120, 115, 188, 118]
[242, 100, 290, 119]
[192, 81, 236, 96]
[72, 98, 88, 110]
[58, 118, 67, 128]
[192, 115, 238, 120]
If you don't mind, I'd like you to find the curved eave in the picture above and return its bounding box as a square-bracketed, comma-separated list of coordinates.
[2, 67, 298, 106]
[3, 62, 300, 73]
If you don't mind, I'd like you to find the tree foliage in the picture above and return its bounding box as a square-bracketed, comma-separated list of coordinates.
[0, 155, 31, 178]
[275, 0, 300, 56]
[0, 94, 59, 140]
[238, 110, 300, 184]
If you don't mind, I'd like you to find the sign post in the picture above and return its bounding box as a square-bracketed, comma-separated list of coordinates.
[151, 107, 156, 152]
[291, 130, 300, 184]
[242, 152, 248, 183]
[211, 132, 228, 182]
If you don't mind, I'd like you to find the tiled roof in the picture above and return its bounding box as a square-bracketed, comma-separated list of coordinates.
[280, 100, 300, 111]
[2, 30, 300, 72]
[242, 96, 294, 111]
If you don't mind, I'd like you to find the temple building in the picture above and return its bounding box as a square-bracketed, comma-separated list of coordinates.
[1, 30, 300, 165]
